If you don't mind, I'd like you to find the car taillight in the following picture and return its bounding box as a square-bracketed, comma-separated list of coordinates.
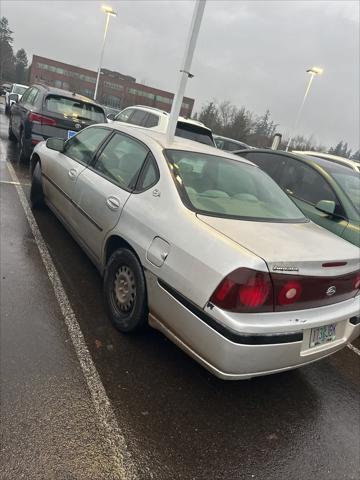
[210, 268, 273, 312]
[210, 268, 360, 313]
[28, 112, 56, 126]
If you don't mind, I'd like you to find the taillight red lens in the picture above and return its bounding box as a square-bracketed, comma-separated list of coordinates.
[278, 281, 302, 305]
[210, 268, 273, 312]
[28, 112, 56, 126]
[354, 273, 360, 291]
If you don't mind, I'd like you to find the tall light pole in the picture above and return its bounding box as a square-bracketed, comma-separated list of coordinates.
[94, 5, 117, 101]
[166, 0, 206, 143]
[286, 66, 323, 151]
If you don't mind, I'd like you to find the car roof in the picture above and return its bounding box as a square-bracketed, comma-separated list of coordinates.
[12, 83, 29, 88]
[32, 83, 103, 107]
[120, 105, 211, 131]
[99, 122, 255, 165]
[293, 151, 360, 172]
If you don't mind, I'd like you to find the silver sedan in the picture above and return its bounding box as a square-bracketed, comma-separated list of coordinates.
[30, 123, 360, 379]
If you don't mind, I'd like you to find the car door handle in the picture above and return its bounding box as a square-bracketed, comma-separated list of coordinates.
[106, 196, 121, 211]
[68, 168, 78, 179]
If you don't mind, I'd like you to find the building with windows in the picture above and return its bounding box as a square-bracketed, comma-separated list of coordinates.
[29, 55, 194, 117]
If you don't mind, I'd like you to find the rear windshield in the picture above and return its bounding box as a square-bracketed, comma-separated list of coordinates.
[45, 95, 106, 123]
[165, 150, 306, 222]
[13, 85, 28, 95]
[310, 157, 360, 214]
[175, 122, 214, 146]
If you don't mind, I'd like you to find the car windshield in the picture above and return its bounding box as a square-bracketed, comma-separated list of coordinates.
[165, 150, 306, 222]
[45, 95, 106, 123]
[310, 157, 360, 214]
[13, 85, 28, 95]
[175, 122, 214, 146]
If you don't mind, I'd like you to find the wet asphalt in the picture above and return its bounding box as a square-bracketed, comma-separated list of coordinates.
[0, 102, 359, 480]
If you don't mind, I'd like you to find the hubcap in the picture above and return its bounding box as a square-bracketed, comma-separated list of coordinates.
[114, 265, 136, 312]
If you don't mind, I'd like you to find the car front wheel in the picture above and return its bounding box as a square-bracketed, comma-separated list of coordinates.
[104, 248, 148, 333]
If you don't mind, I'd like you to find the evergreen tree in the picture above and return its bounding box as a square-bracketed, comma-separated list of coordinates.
[15, 48, 28, 83]
[0, 17, 15, 81]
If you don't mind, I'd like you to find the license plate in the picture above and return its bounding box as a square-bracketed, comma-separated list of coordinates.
[67, 130, 77, 139]
[309, 324, 336, 348]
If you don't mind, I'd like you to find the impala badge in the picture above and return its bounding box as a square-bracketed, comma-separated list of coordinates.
[74, 123, 82, 130]
[326, 286, 336, 296]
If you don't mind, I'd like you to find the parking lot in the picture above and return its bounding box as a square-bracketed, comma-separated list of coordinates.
[0, 98, 359, 479]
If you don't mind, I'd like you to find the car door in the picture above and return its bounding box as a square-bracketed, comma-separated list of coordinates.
[278, 157, 348, 237]
[11, 87, 32, 137]
[70, 131, 150, 261]
[42, 126, 111, 222]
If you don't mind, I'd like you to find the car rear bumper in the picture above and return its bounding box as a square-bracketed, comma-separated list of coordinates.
[146, 272, 360, 380]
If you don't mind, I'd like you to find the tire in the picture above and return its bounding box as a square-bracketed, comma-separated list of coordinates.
[104, 248, 148, 333]
[8, 116, 16, 141]
[19, 129, 30, 163]
[30, 162, 45, 209]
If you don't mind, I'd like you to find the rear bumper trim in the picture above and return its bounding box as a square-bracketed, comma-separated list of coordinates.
[157, 279, 303, 345]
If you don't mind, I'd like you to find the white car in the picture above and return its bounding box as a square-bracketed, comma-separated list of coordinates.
[5, 83, 29, 114]
[30, 123, 360, 380]
[112, 105, 215, 146]
[293, 151, 360, 173]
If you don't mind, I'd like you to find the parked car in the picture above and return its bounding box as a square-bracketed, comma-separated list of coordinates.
[113, 105, 215, 146]
[213, 134, 251, 151]
[5, 83, 29, 113]
[293, 151, 360, 173]
[234, 149, 360, 247]
[29, 123, 360, 379]
[8, 84, 106, 162]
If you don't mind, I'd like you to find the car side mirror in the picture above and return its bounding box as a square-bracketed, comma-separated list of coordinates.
[46, 137, 65, 152]
[9, 93, 19, 103]
[315, 200, 336, 216]
[107, 113, 115, 120]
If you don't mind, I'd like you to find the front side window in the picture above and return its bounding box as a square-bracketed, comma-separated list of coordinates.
[19, 87, 32, 104]
[114, 108, 134, 123]
[94, 133, 149, 190]
[27, 88, 39, 105]
[63, 127, 110, 165]
[44, 95, 106, 123]
[165, 150, 306, 222]
[280, 158, 338, 206]
[241, 152, 286, 184]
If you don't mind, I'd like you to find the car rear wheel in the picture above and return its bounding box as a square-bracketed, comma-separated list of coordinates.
[104, 248, 148, 333]
[30, 162, 45, 209]
[19, 130, 30, 163]
[8, 116, 16, 141]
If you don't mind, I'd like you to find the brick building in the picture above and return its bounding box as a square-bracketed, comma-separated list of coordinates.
[29, 55, 194, 117]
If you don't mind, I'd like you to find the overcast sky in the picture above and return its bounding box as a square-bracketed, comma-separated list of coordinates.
[2, 0, 359, 149]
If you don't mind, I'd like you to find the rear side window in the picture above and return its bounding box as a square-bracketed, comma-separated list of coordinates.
[145, 113, 159, 128]
[63, 127, 110, 165]
[19, 88, 32, 104]
[175, 122, 214, 146]
[127, 109, 147, 126]
[44, 95, 106, 123]
[94, 133, 149, 190]
[27, 88, 39, 105]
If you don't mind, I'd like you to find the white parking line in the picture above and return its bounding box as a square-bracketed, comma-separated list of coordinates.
[347, 343, 360, 357]
[6, 161, 137, 480]
[0, 179, 31, 186]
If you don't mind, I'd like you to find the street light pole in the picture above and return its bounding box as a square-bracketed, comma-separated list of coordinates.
[286, 67, 323, 152]
[94, 5, 117, 101]
[166, 0, 206, 143]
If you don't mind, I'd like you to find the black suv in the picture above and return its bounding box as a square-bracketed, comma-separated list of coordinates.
[9, 84, 106, 162]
